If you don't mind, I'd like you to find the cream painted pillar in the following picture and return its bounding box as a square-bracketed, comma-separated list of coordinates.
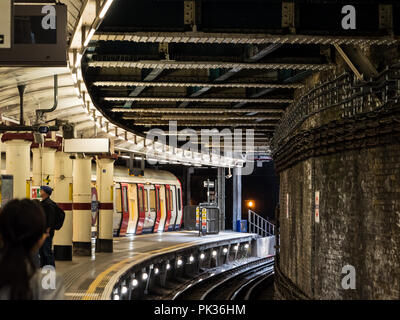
[0, 134, 3, 175]
[32, 148, 42, 187]
[95, 157, 115, 253]
[41, 147, 56, 188]
[72, 157, 93, 256]
[3, 135, 33, 199]
[32, 146, 56, 188]
[53, 151, 73, 261]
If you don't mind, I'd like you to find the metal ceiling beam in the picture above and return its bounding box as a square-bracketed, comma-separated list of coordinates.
[105, 97, 292, 104]
[133, 122, 277, 127]
[112, 107, 284, 113]
[89, 60, 334, 71]
[93, 81, 303, 89]
[92, 32, 397, 46]
[144, 131, 270, 136]
[123, 68, 164, 108]
[123, 115, 280, 121]
[234, 70, 312, 112]
[178, 43, 283, 108]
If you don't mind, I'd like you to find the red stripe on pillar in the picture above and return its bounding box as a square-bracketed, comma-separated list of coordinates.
[73, 203, 92, 210]
[99, 203, 113, 210]
[57, 203, 73, 211]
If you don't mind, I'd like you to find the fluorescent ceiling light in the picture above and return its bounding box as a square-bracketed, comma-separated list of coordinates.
[99, 0, 114, 19]
[84, 28, 96, 47]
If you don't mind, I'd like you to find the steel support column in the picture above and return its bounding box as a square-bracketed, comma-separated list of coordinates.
[232, 167, 242, 231]
[186, 167, 193, 206]
[217, 167, 225, 231]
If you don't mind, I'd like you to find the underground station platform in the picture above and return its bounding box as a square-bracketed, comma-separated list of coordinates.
[57, 231, 259, 300]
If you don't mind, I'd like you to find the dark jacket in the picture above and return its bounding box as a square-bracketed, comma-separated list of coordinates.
[40, 197, 57, 236]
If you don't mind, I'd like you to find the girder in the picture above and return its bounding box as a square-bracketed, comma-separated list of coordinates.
[111, 108, 284, 114]
[88, 60, 334, 71]
[92, 32, 398, 46]
[105, 97, 293, 104]
[93, 81, 303, 89]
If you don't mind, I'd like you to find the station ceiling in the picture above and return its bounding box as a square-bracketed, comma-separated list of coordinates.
[1, 0, 399, 167]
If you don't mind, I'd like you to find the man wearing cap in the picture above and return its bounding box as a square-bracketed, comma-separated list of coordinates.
[39, 186, 56, 267]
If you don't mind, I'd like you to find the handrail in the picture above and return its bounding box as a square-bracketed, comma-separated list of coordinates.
[248, 209, 275, 237]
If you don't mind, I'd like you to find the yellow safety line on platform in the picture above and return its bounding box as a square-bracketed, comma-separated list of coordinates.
[82, 257, 136, 300]
[82, 241, 199, 300]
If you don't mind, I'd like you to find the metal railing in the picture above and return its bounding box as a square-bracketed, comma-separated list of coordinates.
[248, 210, 275, 237]
[273, 63, 400, 148]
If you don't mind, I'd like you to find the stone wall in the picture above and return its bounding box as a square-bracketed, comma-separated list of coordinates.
[274, 46, 400, 300]
[277, 144, 400, 299]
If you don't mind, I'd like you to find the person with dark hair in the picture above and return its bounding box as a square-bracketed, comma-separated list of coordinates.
[39, 186, 56, 267]
[0, 199, 65, 300]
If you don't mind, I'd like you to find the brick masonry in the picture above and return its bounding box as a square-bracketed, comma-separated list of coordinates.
[277, 145, 400, 299]
[275, 47, 400, 299]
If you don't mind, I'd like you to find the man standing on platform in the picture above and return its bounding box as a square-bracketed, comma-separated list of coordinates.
[39, 186, 57, 268]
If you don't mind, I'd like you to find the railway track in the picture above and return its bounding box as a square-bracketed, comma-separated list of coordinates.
[173, 257, 274, 300]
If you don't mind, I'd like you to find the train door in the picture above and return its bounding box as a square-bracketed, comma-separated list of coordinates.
[143, 186, 156, 234]
[168, 186, 177, 231]
[153, 185, 161, 232]
[113, 185, 123, 237]
[164, 185, 172, 232]
[158, 185, 166, 232]
[119, 183, 130, 236]
[175, 186, 183, 230]
[126, 183, 138, 235]
[136, 184, 146, 235]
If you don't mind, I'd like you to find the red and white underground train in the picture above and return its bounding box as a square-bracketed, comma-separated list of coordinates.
[91, 166, 183, 237]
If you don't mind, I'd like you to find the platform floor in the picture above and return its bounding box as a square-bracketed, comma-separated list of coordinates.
[56, 231, 255, 300]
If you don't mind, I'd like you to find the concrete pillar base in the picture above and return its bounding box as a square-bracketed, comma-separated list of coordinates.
[73, 242, 91, 256]
[95, 238, 113, 253]
[54, 245, 73, 261]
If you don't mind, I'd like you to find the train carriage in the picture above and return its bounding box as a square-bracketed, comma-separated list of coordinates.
[91, 166, 183, 237]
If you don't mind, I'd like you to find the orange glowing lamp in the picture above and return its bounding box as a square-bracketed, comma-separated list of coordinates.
[246, 200, 255, 208]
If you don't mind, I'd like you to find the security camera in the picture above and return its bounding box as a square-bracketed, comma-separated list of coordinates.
[38, 125, 50, 134]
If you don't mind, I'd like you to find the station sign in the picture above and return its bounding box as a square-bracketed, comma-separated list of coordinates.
[195, 206, 200, 228]
[91, 187, 98, 226]
[0, 0, 12, 49]
[64, 138, 110, 154]
[31, 186, 42, 200]
[315, 191, 320, 223]
[201, 208, 207, 233]
[286, 193, 289, 219]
